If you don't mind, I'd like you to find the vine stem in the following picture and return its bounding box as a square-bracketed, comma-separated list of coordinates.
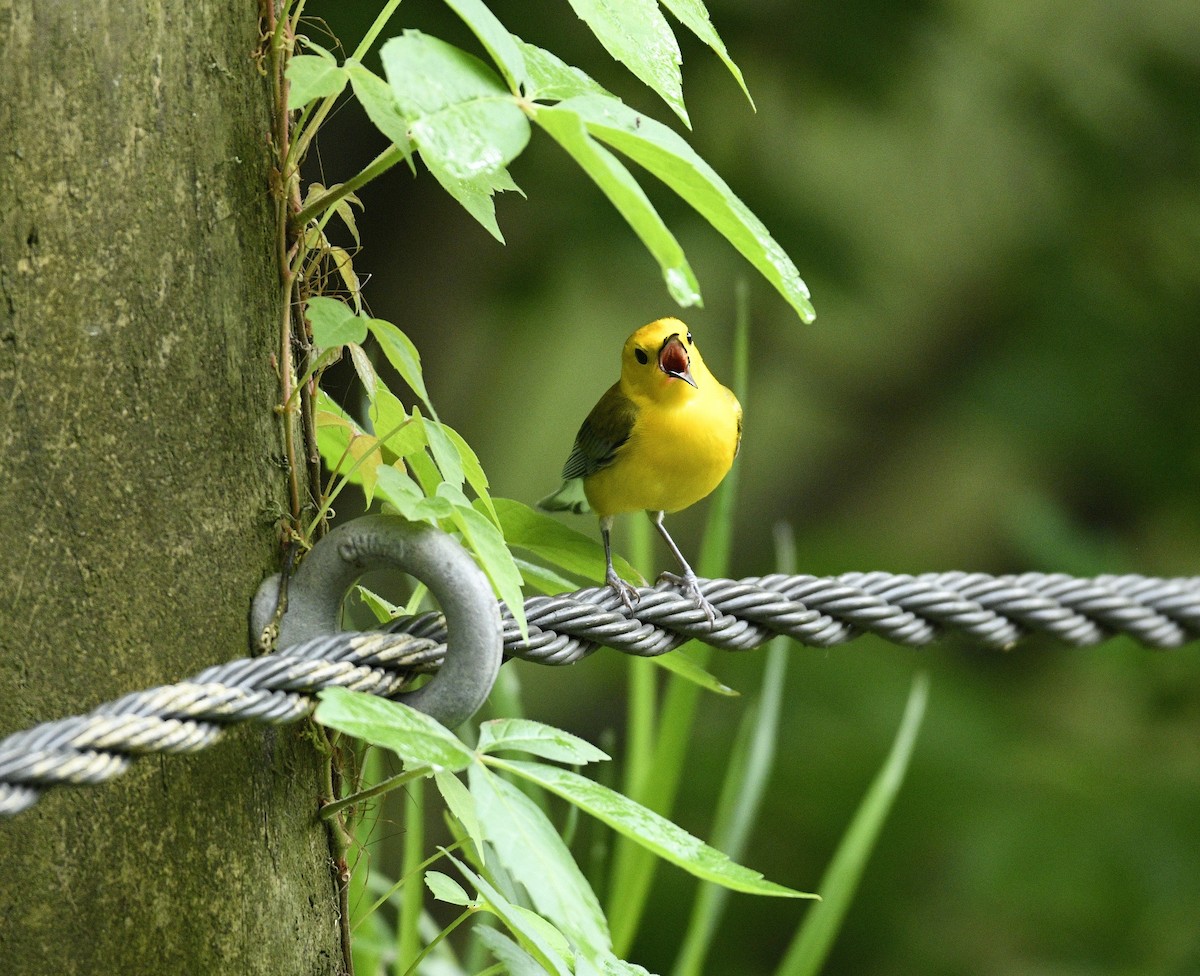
[291, 144, 408, 231]
[264, 1, 352, 972]
[320, 765, 431, 821]
[283, 0, 405, 177]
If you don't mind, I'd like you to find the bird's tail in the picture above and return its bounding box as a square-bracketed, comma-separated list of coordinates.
[537, 478, 591, 514]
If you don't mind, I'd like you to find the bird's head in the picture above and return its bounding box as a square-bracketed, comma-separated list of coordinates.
[621, 318, 708, 397]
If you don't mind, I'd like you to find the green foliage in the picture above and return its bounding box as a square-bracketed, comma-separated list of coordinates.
[290, 0, 813, 666]
[315, 690, 820, 972]
[281, 2, 936, 974]
[281, 0, 1200, 973]
[776, 674, 930, 976]
[291, 2, 813, 319]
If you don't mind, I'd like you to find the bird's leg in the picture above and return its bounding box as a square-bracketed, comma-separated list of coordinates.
[649, 511, 718, 623]
[600, 516, 640, 612]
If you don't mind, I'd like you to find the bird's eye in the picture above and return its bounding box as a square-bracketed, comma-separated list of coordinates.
[686, 332, 693, 344]
[634, 348, 649, 364]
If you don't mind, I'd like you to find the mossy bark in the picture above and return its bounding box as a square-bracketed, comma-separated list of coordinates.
[0, 2, 342, 973]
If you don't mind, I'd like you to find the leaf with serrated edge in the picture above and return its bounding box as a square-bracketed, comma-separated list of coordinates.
[442, 0, 529, 91]
[446, 851, 574, 976]
[519, 41, 610, 101]
[470, 765, 610, 953]
[566, 0, 687, 125]
[443, 486, 528, 639]
[380, 33, 529, 237]
[565, 94, 815, 323]
[347, 343, 377, 401]
[354, 584, 400, 624]
[659, 0, 753, 107]
[315, 410, 381, 500]
[418, 413, 464, 490]
[332, 190, 363, 245]
[366, 318, 434, 413]
[439, 422, 499, 524]
[489, 758, 814, 899]
[306, 297, 365, 348]
[286, 55, 348, 107]
[476, 928, 545, 976]
[376, 465, 452, 524]
[346, 62, 412, 156]
[537, 105, 701, 307]
[478, 718, 610, 763]
[314, 688, 474, 770]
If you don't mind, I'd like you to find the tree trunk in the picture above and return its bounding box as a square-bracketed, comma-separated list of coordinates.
[0, 2, 343, 972]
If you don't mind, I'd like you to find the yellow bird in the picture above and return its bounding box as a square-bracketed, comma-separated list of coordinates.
[539, 318, 742, 616]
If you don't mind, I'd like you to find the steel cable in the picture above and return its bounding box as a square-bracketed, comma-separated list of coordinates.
[2, 571, 1198, 817]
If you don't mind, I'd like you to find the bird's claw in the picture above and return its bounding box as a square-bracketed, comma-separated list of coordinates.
[605, 570, 641, 613]
[658, 571, 718, 625]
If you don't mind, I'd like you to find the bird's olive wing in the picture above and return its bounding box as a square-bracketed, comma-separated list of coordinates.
[560, 384, 637, 480]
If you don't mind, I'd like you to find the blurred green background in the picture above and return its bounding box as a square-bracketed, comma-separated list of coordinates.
[306, 1, 1200, 973]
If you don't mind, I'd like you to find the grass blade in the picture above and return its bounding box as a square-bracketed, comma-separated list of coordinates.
[775, 673, 931, 976]
[672, 521, 795, 976]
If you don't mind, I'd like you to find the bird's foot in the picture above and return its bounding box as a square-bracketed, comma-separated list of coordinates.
[605, 569, 641, 613]
[658, 570, 718, 624]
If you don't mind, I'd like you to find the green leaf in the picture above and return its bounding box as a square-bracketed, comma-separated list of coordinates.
[441, 0, 529, 91]
[477, 718, 610, 764]
[418, 411, 465, 490]
[406, 438, 444, 496]
[566, 0, 687, 126]
[327, 244, 362, 310]
[491, 497, 641, 584]
[470, 765, 611, 954]
[306, 296, 366, 348]
[446, 852, 574, 976]
[353, 584, 401, 624]
[565, 94, 815, 323]
[376, 464, 455, 523]
[519, 41, 610, 102]
[776, 674, 930, 976]
[286, 54, 348, 107]
[674, 522, 794, 976]
[332, 189, 364, 246]
[347, 342, 377, 401]
[434, 770, 486, 864]
[365, 317, 434, 413]
[314, 404, 382, 502]
[513, 555, 584, 596]
[650, 648, 739, 697]
[314, 687, 475, 772]
[366, 386, 428, 460]
[424, 869, 472, 906]
[314, 385, 357, 425]
[490, 758, 814, 899]
[381, 32, 530, 240]
[659, 0, 753, 108]
[537, 105, 701, 308]
[444, 488, 528, 639]
[440, 422, 499, 523]
[346, 61, 413, 157]
[475, 928, 546, 976]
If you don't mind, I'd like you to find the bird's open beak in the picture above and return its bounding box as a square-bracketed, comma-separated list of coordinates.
[658, 334, 696, 387]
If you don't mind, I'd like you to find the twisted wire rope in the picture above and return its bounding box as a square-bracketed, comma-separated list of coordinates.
[3, 570, 1199, 817]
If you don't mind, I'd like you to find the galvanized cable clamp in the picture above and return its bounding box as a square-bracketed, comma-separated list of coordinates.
[251, 515, 504, 729]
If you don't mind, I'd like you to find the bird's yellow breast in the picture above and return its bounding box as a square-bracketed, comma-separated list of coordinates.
[583, 381, 740, 518]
